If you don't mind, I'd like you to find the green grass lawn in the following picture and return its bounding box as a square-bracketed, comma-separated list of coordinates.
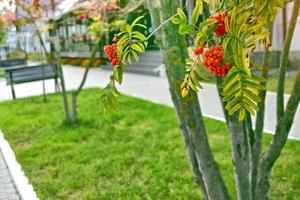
[267, 74, 296, 94]
[0, 89, 299, 200]
[0, 71, 4, 78]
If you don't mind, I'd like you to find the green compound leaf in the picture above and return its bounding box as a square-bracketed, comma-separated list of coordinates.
[102, 76, 120, 113]
[181, 58, 209, 97]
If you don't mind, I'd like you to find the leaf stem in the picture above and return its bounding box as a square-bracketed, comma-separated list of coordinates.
[145, 13, 179, 40]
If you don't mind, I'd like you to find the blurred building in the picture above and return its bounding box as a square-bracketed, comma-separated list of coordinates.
[253, 2, 300, 70]
[4, 1, 300, 73]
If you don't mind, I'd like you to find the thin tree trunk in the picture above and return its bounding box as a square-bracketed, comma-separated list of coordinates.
[146, 0, 207, 198]
[227, 114, 252, 200]
[186, 0, 195, 24]
[184, 92, 230, 200]
[158, 0, 230, 199]
[256, 70, 300, 199]
[15, 0, 21, 51]
[276, 0, 300, 122]
[282, 4, 287, 41]
[255, 3, 300, 198]
[35, 27, 71, 121]
[71, 92, 77, 122]
[70, 43, 99, 122]
[251, 25, 273, 197]
[56, 51, 71, 121]
[216, 64, 253, 200]
[169, 88, 209, 200]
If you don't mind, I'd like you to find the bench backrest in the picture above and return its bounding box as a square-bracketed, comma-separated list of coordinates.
[5, 64, 58, 85]
[0, 58, 27, 68]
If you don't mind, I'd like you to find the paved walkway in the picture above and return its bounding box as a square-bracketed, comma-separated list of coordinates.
[0, 65, 299, 139]
[0, 150, 19, 200]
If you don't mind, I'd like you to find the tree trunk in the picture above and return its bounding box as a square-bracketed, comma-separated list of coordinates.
[56, 51, 71, 122]
[276, 0, 300, 122]
[251, 25, 273, 197]
[228, 115, 252, 200]
[146, 0, 207, 197]
[255, 3, 300, 198]
[71, 92, 77, 122]
[70, 42, 99, 122]
[256, 70, 300, 199]
[35, 26, 71, 122]
[155, 0, 231, 199]
[169, 88, 209, 199]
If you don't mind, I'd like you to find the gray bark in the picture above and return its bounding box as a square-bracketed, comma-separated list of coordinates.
[146, 0, 208, 198]
[56, 51, 71, 121]
[157, 0, 230, 199]
[255, 2, 300, 198]
[276, 0, 300, 122]
[186, 0, 195, 24]
[228, 114, 252, 200]
[35, 27, 71, 121]
[70, 43, 99, 122]
[256, 70, 300, 199]
[169, 88, 209, 199]
[251, 25, 273, 197]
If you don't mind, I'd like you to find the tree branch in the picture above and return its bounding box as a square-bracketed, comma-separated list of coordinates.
[145, 13, 179, 41]
[251, 25, 273, 196]
[73, 41, 99, 97]
[276, 0, 300, 122]
[256, 70, 300, 199]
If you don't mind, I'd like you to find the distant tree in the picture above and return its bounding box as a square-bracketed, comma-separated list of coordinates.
[0, 18, 7, 46]
[6, 0, 143, 122]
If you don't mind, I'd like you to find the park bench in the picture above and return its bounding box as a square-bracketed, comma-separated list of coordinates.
[4, 64, 59, 99]
[0, 58, 27, 68]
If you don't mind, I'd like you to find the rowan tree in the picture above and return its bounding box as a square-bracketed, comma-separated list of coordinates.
[102, 0, 300, 199]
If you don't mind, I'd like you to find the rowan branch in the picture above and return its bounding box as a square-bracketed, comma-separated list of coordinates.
[276, 0, 300, 122]
[145, 13, 179, 41]
[256, 70, 300, 198]
[263, 70, 300, 169]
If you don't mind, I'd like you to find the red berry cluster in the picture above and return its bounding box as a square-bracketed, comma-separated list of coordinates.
[194, 42, 205, 56]
[203, 46, 231, 77]
[210, 13, 228, 37]
[104, 35, 120, 67]
[79, 14, 86, 21]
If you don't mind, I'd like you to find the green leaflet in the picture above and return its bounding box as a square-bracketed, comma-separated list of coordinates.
[179, 24, 194, 35]
[239, 108, 246, 121]
[192, 0, 203, 24]
[102, 76, 119, 113]
[117, 18, 148, 67]
[177, 8, 187, 22]
[181, 57, 210, 97]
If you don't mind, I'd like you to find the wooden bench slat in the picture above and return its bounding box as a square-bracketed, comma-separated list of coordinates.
[6, 75, 57, 84]
[0, 58, 26, 68]
[4, 64, 58, 85]
[3, 61, 59, 100]
[5, 71, 56, 81]
[7, 68, 55, 78]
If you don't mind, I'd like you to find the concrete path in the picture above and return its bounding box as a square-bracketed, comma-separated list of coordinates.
[0, 65, 299, 139]
[0, 150, 19, 200]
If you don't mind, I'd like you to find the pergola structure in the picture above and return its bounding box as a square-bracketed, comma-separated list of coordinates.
[56, 11, 92, 53]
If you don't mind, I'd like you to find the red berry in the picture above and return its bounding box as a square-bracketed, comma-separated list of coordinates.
[194, 47, 203, 56]
[209, 13, 228, 37]
[104, 44, 120, 67]
[202, 45, 231, 77]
